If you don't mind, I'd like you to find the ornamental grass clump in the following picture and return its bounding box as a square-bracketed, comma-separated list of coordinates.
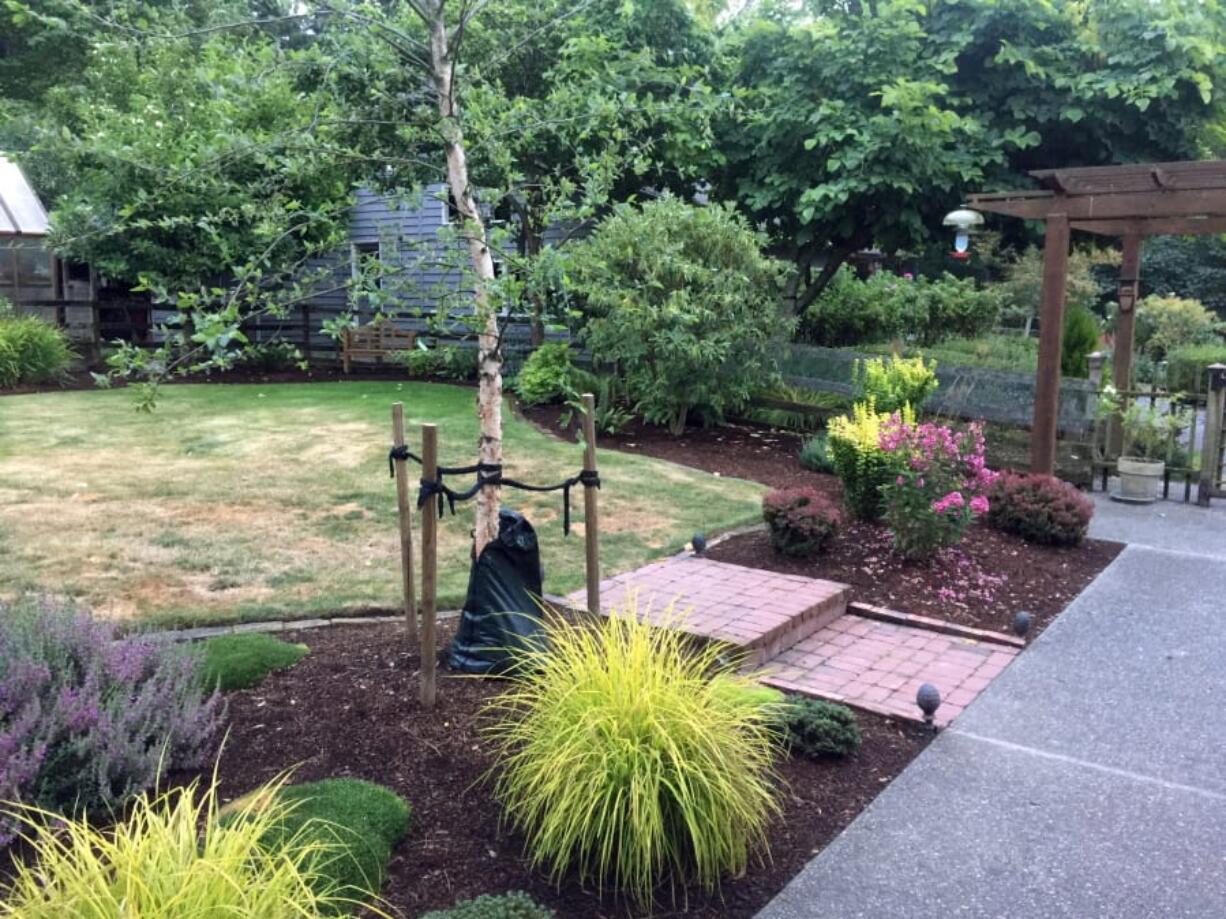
[877, 416, 997, 560]
[0, 596, 222, 846]
[484, 602, 782, 906]
[0, 777, 357, 918]
[762, 486, 841, 557]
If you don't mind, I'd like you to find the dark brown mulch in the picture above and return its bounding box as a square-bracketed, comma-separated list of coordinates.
[201, 622, 929, 919]
[708, 523, 1122, 636]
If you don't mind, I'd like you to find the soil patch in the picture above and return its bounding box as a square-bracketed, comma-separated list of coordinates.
[198, 622, 929, 918]
[708, 523, 1122, 636]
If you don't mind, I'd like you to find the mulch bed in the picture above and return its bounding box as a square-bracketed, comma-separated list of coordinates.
[198, 622, 929, 919]
[524, 402, 1122, 637]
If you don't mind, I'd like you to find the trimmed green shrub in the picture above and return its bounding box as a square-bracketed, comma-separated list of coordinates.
[798, 268, 999, 347]
[1166, 343, 1226, 393]
[230, 778, 410, 910]
[985, 472, 1093, 547]
[1134, 294, 1219, 360]
[799, 433, 836, 473]
[778, 698, 862, 758]
[1061, 304, 1101, 377]
[1, 778, 351, 917]
[514, 342, 574, 406]
[200, 633, 309, 690]
[421, 892, 555, 919]
[484, 600, 781, 906]
[853, 354, 938, 414]
[397, 344, 476, 381]
[568, 195, 791, 435]
[0, 315, 75, 388]
[762, 486, 841, 557]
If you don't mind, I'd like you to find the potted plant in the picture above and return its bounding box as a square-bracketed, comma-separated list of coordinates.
[1099, 387, 1193, 503]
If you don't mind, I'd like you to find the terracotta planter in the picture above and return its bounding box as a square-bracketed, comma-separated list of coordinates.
[1116, 456, 1164, 503]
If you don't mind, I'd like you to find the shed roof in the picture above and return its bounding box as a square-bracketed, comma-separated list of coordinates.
[0, 155, 50, 237]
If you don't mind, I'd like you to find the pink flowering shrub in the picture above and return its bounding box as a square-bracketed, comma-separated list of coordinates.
[762, 486, 842, 557]
[985, 472, 1093, 546]
[877, 416, 997, 559]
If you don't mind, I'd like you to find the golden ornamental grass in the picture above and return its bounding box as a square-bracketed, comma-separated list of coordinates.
[0, 775, 369, 918]
[483, 599, 783, 906]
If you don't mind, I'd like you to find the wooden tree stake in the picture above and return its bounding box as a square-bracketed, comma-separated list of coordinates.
[391, 403, 417, 642]
[581, 393, 601, 616]
[420, 423, 439, 709]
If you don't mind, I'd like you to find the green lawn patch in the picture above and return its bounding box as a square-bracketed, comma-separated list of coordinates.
[200, 633, 309, 690]
[0, 382, 762, 625]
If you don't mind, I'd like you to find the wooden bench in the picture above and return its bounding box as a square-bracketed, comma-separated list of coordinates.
[341, 325, 417, 373]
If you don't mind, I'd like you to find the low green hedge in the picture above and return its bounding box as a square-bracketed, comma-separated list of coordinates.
[1166, 343, 1226, 393]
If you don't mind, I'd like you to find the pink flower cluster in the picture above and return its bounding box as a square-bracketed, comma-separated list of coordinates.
[879, 416, 997, 515]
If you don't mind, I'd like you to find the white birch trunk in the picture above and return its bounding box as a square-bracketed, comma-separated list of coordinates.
[428, 12, 502, 555]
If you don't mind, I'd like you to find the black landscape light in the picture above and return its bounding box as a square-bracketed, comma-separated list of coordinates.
[916, 682, 941, 732]
[692, 532, 707, 556]
[1012, 610, 1033, 641]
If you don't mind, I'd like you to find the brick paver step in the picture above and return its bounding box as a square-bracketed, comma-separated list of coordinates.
[566, 556, 849, 666]
[761, 613, 1021, 726]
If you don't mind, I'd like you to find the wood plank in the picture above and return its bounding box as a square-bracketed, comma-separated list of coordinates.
[970, 188, 1226, 222]
[1031, 214, 1070, 475]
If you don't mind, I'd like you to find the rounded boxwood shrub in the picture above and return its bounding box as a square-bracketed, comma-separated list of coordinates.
[514, 342, 574, 406]
[985, 472, 1093, 547]
[777, 698, 862, 758]
[484, 601, 781, 906]
[762, 486, 841, 557]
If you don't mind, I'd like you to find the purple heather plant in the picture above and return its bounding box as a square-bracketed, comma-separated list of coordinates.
[0, 596, 222, 845]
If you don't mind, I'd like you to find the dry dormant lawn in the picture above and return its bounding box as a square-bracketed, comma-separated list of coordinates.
[0, 381, 762, 627]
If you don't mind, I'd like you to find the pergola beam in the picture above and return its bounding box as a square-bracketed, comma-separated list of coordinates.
[968, 188, 1226, 222]
[1069, 216, 1226, 237]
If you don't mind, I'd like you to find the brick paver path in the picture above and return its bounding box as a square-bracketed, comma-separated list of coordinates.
[762, 614, 1018, 726]
[569, 554, 1020, 725]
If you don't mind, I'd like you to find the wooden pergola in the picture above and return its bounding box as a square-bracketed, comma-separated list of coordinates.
[968, 159, 1226, 474]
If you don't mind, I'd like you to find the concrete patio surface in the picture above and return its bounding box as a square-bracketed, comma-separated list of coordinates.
[756, 535, 1226, 919]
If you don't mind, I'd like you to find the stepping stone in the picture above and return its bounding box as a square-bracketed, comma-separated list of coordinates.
[566, 556, 849, 666]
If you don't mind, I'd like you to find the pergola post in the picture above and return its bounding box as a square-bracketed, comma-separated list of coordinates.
[1030, 213, 1070, 475]
[1109, 234, 1143, 455]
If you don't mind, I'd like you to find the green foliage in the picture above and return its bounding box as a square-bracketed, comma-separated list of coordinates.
[397, 345, 477, 381]
[1061, 305, 1101, 378]
[1140, 236, 1226, 318]
[0, 315, 74, 388]
[996, 246, 1115, 331]
[799, 433, 835, 474]
[420, 892, 555, 919]
[1099, 388, 1194, 461]
[236, 779, 410, 911]
[762, 487, 842, 558]
[200, 633, 309, 691]
[827, 401, 911, 521]
[568, 195, 791, 435]
[1133, 295, 1220, 361]
[0, 778, 357, 918]
[853, 354, 938, 414]
[799, 269, 999, 348]
[777, 698, 861, 759]
[742, 385, 849, 433]
[514, 343, 574, 406]
[1166, 343, 1226, 393]
[484, 600, 781, 906]
[859, 335, 1038, 373]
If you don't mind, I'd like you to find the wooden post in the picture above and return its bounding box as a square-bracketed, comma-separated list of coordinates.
[1030, 214, 1070, 475]
[1197, 364, 1226, 507]
[420, 423, 439, 709]
[391, 404, 417, 642]
[581, 393, 601, 616]
[1109, 234, 1143, 456]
